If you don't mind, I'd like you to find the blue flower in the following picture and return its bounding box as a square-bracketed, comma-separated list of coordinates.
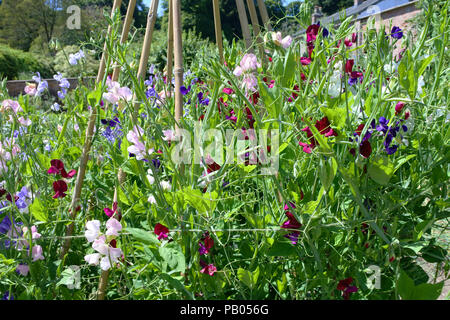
[180, 85, 191, 95]
[391, 26, 403, 39]
[197, 92, 210, 106]
[2, 291, 13, 300]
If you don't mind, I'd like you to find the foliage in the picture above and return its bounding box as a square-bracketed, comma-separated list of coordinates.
[0, 44, 53, 80]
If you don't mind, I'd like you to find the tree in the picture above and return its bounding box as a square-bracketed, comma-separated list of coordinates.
[314, 0, 354, 16]
[0, 0, 60, 51]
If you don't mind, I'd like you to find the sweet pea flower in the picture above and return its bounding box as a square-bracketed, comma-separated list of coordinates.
[47, 159, 77, 178]
[200, 260, 217, 276]
[337, 277, 358, 300]
[148, 194, 157, 204]
[272, 31, 293, 49]
[18, 117, 32, 127]
[391, 26, 403, 39]
[105, 218, 122, 237]
[1, 100, 23, 114]
[88, 236, 123, 271]
[16, 264, 29, 276]
[32, 245, 44, 261]
[154, 223, 169, 240]
[103, 78, 133, 104]
[198, 232, 214, 255]
[85, 220, 101, 242]
[24, 84, 37, 96]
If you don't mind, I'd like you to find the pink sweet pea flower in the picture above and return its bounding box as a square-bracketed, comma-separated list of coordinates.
[16, 264, 30, 276]
[32, 245, 44, 261]
[105, 218, 122, 237]
[1, 100, 23, 114]
[200, 260, 217, 276]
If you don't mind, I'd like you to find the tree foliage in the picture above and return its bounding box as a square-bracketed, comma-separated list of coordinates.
[314, 0, 354, 16]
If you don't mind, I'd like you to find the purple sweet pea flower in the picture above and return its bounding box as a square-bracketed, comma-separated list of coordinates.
[391, 26, 403, 39]
[180, 85, 191, 95]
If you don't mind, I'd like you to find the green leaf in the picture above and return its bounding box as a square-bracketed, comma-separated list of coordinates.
[320, 107, 346, 129]
[237, 268, 257, 290]
[267, 241, 296, 256]
[30, 197, 47, 222]
[125, 228, 160, 246]
[160, 273, 195, 300]
[319, 157, 337, 191]
[398, 270, 444, 300]
[368, 156, 394, 185]
[420, 245, 447, 263]
[159, 242, 186, 274]
[282, 46, 296, 87]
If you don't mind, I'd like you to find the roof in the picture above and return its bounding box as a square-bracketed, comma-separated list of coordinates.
[294, 0, 418, 36]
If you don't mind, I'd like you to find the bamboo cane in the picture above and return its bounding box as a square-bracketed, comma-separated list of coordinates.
[97, 169, 126, 300]
[133, 0, 160, 117]
[246, 0, 265, 62]
[60, 107, 97, 259]
[173, 0, 183, 129]
[256, 0, 272, 31]
[166, 0, 174, 98]
[97, 0, 123, 83]
[112, 0, 137, 82]
[212, 0, 224, 64]
[235, 0, 253, 52]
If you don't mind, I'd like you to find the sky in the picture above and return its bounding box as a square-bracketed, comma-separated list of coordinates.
[142, 0, 300, 17]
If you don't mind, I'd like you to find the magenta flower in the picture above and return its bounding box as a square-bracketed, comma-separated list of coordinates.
[199, 260, 217, 276]
[337, 277, 358, 300]
[198, 232, 214, 255]
[52, 180, 68, 199]
[47, 159, 76, 178]
[395, 102, 405, 115]
[104, 202, 121, 220]
[154, 223, 169, 240]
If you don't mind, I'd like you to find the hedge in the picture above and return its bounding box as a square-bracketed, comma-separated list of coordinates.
[0, 44, 53, 80]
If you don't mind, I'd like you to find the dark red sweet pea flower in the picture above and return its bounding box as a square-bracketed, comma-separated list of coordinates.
[198, 232, 214, 255]
[352, 32, 358, 43]
[337, 277, 358, 300]
[47, 159, 76, 178]
[359, 140, 372, 158]
[315, 117, 338, 137]
[154, 223, 169, 240]
[344, 38, 352, 47]
[52, 180, 68, 199]
[345, 60, 354, 74]
[395, 102, 405, 115]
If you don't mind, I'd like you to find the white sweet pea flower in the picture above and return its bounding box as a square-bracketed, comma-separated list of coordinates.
[85, 220, 101, 242]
